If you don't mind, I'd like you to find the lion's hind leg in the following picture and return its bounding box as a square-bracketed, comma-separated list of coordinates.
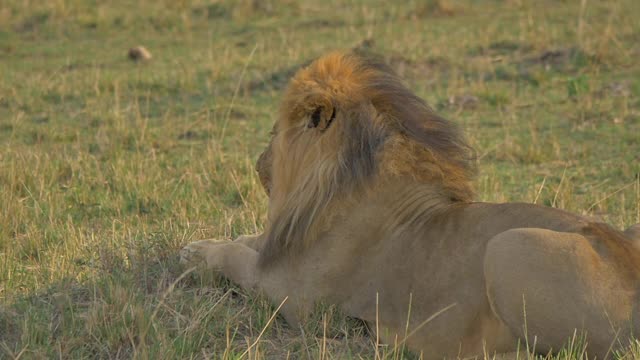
[484, 228, 637, 359]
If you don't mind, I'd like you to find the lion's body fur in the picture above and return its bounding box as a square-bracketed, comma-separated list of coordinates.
[181, 52, 640, 359]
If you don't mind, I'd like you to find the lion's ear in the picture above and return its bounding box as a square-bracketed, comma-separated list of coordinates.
[307, 106, 336, 131]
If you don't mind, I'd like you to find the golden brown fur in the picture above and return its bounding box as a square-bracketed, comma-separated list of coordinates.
[181, 51, 640, 359]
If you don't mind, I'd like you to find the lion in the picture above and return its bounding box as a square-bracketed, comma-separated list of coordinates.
[180, 51, 640, 359]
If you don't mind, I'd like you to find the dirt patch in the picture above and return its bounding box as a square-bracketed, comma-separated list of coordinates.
[519, 47, 594, 72]
[473, 45, 598, 84]
[596, 81, 632, 98]
[14, 11, 50, 33]
[468, 40, 534, 58]
[409, 0, 463, 18]
[387, 54, 451, 81]
[296, 18, 346, 29]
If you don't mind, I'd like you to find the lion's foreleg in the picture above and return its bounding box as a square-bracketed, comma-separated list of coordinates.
[180, 240, 304, 324]
[180, 240, 259, 288]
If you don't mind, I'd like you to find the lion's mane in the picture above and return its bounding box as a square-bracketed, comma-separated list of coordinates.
[258, 52, 476, 265]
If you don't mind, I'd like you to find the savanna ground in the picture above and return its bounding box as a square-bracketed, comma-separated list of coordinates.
[1, 0, 639, 358]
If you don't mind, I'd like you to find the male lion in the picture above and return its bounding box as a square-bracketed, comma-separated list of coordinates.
[181, 52, 640, 359]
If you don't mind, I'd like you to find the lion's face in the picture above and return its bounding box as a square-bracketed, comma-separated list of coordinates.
[257, 94, 385, 209]
[256, 101, 337, 197]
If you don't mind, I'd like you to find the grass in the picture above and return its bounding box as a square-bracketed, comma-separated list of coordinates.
[1, 0, 639, 358]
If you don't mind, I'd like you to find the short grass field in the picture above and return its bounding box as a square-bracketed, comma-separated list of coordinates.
[1, 0, 639, 358]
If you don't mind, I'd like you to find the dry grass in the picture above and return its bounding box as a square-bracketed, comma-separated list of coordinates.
[1, 0, 639, 358]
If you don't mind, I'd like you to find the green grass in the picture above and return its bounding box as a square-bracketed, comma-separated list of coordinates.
[1, 0, 639, 358]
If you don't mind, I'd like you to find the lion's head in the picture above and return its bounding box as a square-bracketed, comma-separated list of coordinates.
[257, 51, 476, 265]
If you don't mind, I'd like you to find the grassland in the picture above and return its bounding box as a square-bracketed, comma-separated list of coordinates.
[1, 0, 639, 358]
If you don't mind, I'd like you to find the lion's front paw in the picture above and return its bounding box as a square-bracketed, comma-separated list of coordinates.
[179, 239, 230, 268]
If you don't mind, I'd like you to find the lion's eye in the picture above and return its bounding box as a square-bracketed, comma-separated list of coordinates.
[308, 108, 322, 128]
[307, 107, 336, 130]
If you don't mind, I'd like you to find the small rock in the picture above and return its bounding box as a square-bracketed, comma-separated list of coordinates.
[128, 46, 152, 62]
